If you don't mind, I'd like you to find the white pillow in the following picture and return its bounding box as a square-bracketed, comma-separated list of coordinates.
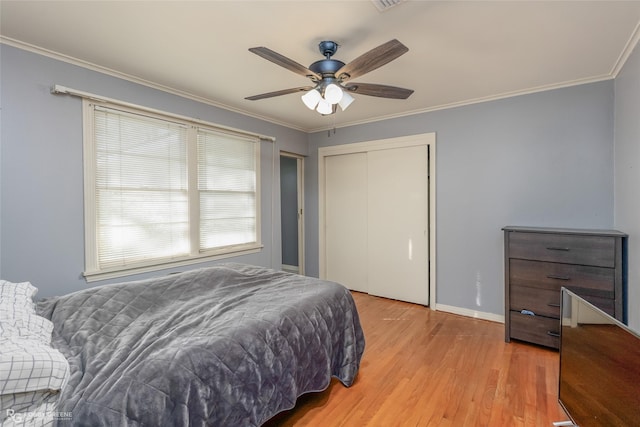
[0, 280, 70, 395]
[0, 338, 69, 394]
[0, 313, 54, 345]
[0, 281, 37, 317]
[0, 281, 52, 344]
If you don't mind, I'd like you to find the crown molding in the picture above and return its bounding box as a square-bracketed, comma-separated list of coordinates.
[3, 31, 636, 135]
[306, 74, 615, 133]
[610, 20, 640, 77]
[0, 36, 307, 133]
[312, 17, 640, 133]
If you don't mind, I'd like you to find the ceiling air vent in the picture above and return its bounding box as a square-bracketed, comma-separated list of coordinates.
[371, 0, 405, 12]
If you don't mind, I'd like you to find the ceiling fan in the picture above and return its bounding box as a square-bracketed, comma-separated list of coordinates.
[245, 39, 414, 115]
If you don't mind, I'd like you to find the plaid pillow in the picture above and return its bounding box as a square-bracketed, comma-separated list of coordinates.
[0, 281, 70, 395]
[0, 281, 37, 317]
[0, 281, 52, 344]
[0, 313, 54, 345]
[0, 338, 69, 394]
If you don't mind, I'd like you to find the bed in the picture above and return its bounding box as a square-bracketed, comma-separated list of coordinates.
[34, 263, 365, 426]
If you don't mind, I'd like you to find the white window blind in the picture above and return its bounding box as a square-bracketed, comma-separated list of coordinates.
[94, 107, 189, 268]
[197, 129, 257, 251]
[84, 101, 262, 280]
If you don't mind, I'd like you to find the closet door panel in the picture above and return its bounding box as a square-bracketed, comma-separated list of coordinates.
[367, 146, 428, 304]
[324, 153, 368, 293]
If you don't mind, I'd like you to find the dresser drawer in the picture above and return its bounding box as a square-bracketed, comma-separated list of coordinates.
[508, 232, 615, 267]
[510, 285, 560, 318]
[509, 259, 615, 298]
[509, 311, 560, 349]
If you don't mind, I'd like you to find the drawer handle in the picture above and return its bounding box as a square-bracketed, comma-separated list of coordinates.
[546, 246, 570, 251]
[547, 303, 561, 308]
[547, 331, 560, 338]
[546, 274, 570, 281]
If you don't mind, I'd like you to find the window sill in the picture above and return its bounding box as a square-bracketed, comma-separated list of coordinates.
[83, 245, 263, 283]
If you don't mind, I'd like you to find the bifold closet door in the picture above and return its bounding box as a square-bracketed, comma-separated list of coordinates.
[367, 146, 428, 305]
[324, 152, 368, 293]
[324, 145, 429, 304]
[367, 146, 429, 305]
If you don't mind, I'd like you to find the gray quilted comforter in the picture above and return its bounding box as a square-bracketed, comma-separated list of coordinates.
[36, 264, 365, 426]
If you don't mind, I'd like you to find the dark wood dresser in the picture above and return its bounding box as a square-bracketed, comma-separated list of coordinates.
[503, 226, 627, 349]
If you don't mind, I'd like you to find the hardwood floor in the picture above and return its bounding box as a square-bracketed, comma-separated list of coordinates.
[264, 292, 567, 426]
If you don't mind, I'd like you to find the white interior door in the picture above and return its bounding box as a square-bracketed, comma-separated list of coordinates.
[324, 153, 368, 293]
[367, 146, 429, 304]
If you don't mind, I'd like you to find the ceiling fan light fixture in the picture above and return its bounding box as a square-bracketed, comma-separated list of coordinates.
[316, 98, 333, 115]
[301, 89, 322, 110]
[324, 83, 343, 104]
[338, 91, 355, 111]
[248, 39, 412, 116]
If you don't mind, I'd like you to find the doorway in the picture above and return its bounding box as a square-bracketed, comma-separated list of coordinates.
[280, 153, 305, 274]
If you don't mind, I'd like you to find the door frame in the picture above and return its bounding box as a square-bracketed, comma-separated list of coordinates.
[280, 151, 305, 275]
[318, 133, 436, 308]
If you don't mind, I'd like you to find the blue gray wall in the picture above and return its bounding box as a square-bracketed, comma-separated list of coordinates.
[614, 42, 640, 331]
[307, 81, 616, 318]
[0, 44, 308, 298]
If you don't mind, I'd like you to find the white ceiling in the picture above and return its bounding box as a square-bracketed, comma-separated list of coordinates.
[2, 1, 640, 132]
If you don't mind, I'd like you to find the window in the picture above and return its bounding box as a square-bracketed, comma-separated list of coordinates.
[83, 100, 261, 280]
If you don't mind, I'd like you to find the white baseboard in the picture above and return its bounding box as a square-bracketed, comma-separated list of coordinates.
[434, 303, 505, 324]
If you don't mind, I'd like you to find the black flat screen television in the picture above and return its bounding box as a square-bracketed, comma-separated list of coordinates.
[559, 288, 640, 427]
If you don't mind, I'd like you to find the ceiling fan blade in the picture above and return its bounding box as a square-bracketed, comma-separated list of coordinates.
[337, 39, 409, 81]
[344, 83, 414, 99]
[249, 47, 321, 80]
[245, 86, 313, 101]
